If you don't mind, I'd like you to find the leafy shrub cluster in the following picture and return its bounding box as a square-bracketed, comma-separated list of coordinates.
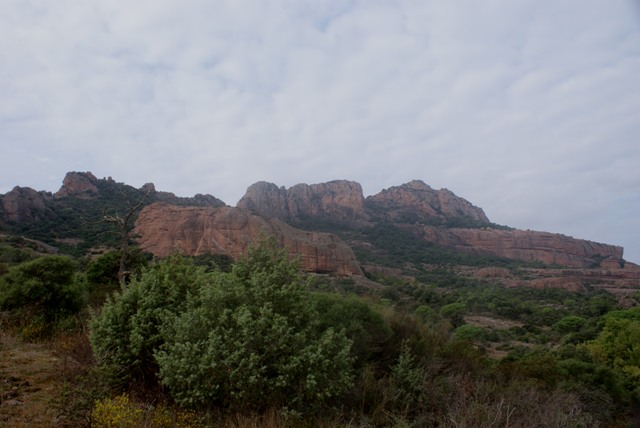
[92, 394, 201, 428]
[90, 242, 354, 414]
[0, 255, 87, 337]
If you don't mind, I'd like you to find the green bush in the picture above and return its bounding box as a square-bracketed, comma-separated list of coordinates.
[91, 241, 355, 414]
[454, 324, 487, 342]
[312, 292, 392, 368]
[89, 254, 209, 386]
[0, 255, 85, 323]
[156, 242, 354, 413]
[440, 302, 467, 327]
[554, 315, 587, 334]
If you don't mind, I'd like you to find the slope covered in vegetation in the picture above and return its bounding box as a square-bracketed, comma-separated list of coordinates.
[1, 236, 639, 426]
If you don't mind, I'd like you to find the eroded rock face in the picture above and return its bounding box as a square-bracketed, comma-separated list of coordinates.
[420, 226, 624, 268]
[366, 180, 490, 225]
[134, 203, 363, 276]
[0, 187, 55, 224]
[466, 262, 640, 294]
[55, 172, 99, 197]
[237, 180, 368, 225]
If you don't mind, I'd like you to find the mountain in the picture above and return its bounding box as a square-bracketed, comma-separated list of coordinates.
[0, 172, 225, 255]
[237, 179, 625, 269]
[1, 172, 638, 295]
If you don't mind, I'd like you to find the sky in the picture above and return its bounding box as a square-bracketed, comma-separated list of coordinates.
[1, 1, 639, 263]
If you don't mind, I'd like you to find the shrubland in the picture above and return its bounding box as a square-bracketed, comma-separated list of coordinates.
[1, 237, 639, 426]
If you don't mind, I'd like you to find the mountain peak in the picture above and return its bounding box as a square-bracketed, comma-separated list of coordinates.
[237, 180, 368, 225]
[366, 182, 490, 225]
[55, 171, 99, 197]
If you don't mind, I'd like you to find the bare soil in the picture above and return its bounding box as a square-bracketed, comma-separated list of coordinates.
[0, 333, 66, 427]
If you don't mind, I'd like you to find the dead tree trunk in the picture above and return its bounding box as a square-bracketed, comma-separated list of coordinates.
[100, 190, 149, 290]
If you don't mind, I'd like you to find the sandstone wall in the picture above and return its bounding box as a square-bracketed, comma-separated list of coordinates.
[237, 180, 368, 224]
[421, 226, 624, 268]
[134, 203, 363, 276]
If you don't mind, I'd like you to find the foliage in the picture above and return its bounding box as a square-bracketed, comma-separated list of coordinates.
[92, 394, 201, 428]
[86, 249, 149, 287]
[9, 180, 146, 256]
[92, 394, 144, 428]
[587, 312, 640, 386]
[454, 324, 488, 342]
[0, 255, 86, 324]
[440, 302, 467, 327]
[156, 241, 354, 413]
[554, 315, 587, 333]
[89, 255, 209, 386]
[311, 292, 392, 368]
[191, 252, 233, 272]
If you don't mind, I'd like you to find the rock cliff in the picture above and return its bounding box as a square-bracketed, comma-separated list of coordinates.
[237, 180, 369, 225]
[55, 172, 99, 197]
[237, 178, 625, 268]
[134, 203, 363, 276]
[0, 187, 55, 224]
[142, 182, 226, 208]
[366, 180, 490, 225]
[1, 172, 633, 273]
[419, 226, 624, 268]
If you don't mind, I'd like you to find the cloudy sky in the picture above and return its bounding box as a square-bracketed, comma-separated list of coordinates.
[1, 1, 639, 263]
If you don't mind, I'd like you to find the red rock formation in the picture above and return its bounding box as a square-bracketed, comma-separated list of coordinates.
[420, 226, 624, 268]
[469, 262, 640, 294]
[366, 180, 490, 224]
[237, 180, 369, 224]
[55, 171, 99, 197]
[134, 203, 363, 276]
[0, 186, 55, 224]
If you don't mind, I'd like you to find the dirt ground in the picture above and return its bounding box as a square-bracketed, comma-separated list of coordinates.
[0, 333, 67, 427]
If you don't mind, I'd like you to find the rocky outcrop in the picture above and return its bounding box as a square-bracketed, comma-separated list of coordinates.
[55, 172, 99, 197]
[236, 179, 630, 268]
[420, 226, 624, 268]
[237, 180, 368, 225]
[134, 203, 363, 276]
[366, 180, 490, 225]
[0, 187, 55, 224]
[465, 262, 640, 294]
[142, 183, 226, 208]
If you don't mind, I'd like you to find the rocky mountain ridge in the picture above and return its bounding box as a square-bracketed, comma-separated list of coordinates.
[0, 172, 226, 228]
[237, 180, 369, 225]
[1, 172, 637, 295]
[236, 179, 625, 269]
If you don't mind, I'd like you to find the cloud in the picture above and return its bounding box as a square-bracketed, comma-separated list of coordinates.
[1, 0, 639, 262]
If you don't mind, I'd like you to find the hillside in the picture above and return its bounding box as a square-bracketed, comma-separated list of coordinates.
[1, 172, 638, 295]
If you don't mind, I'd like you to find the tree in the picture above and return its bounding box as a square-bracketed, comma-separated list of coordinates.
[89, 189, 149, 290]
[440, 302, 467, 327]
[554, 315, 587, 334]
[86, 249, 148, 287]
[587, 316, 640, 384]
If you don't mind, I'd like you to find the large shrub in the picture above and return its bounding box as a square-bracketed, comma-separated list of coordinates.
[89, 255, 209, 386]
[90, 242, 355, 413]
[155, 243, 354, 413]
[312, 292, 392, 368]
[0, 255, 84, 321]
